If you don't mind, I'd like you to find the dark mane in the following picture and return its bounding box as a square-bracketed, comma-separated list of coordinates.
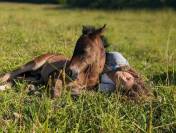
[101, 35, 110, 48]
[82, 25, 96, 35]
[82, 25, 110, 48]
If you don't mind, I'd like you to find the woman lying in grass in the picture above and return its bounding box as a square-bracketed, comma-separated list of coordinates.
[99, 51, 151, 101]
[82, 25, 151, 100]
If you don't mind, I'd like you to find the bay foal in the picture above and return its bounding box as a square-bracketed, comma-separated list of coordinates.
[0, 25, 106, 98]
[52, 25, 106, 97]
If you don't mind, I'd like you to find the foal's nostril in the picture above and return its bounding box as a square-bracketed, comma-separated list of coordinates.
[68, 69, 78, 81]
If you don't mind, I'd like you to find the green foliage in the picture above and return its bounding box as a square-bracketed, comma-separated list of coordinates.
[58, 0, 176, 8]
[0, 3, 176, 132]
[58, 0, 67, 4]
[4, 0, 58, 3]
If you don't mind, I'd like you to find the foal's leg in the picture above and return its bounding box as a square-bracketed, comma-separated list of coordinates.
[49, 72, 79, 98]
[0, 54, 58, 91]
[51, 79, 63, 98]
[51, 80, 83, 98]
[0, 54, 56, 84]
[48, 71, 64, 98]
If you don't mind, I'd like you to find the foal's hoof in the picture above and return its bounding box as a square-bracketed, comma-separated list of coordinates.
[0, 73, 11, 83]
[0, 82, 12, 91]
[26, 84, 37, 94]
[0, 85, 7, 91]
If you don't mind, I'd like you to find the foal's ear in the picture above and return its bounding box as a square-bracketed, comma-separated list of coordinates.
[82, 25, 87, 34]
[93, 24, 106, 36]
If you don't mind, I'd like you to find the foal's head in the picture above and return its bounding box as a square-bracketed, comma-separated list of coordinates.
[68, 25, 106, 80]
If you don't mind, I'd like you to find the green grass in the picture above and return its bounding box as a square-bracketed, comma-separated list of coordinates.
[0, 2, 176, 132]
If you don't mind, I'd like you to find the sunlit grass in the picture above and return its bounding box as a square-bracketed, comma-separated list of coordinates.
[0, 2, 176, 132]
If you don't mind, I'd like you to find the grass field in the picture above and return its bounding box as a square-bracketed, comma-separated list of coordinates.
[0, 2, 176, 132]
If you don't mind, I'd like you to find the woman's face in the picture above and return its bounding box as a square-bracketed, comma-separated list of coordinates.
[116, 71, 135, 90]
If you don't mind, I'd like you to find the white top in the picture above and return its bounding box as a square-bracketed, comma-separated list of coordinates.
[106, 52, 129, 71]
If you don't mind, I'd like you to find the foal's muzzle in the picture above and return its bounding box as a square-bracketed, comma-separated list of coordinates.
[67, 69, 78, 81]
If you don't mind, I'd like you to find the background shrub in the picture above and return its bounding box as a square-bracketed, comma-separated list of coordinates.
[2, 0, 58, 3]
[58, 0, 176, 9]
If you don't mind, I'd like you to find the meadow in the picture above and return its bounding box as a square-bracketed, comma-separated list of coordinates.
[0, 2, 176, 132]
